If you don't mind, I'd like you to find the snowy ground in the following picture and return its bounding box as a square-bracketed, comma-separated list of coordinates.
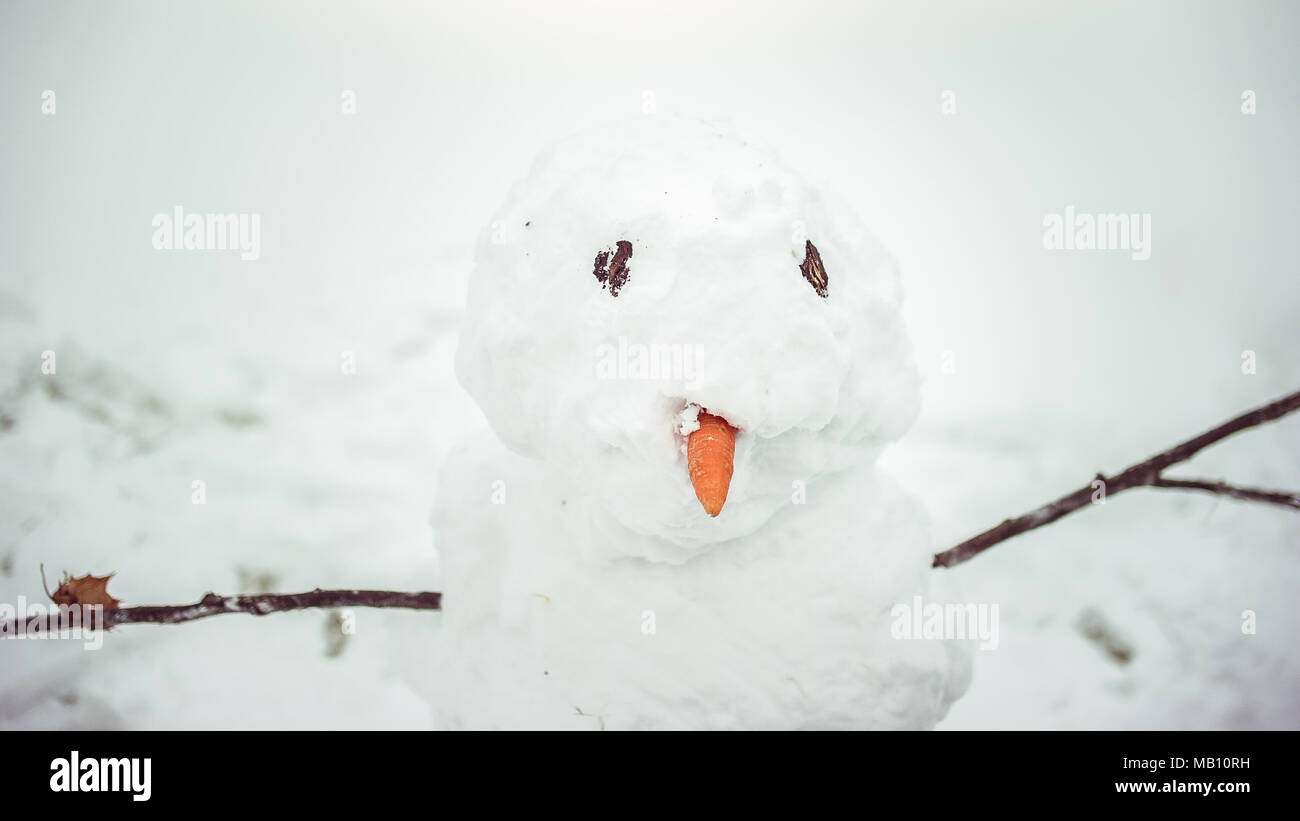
[1, 0, 1297, 729]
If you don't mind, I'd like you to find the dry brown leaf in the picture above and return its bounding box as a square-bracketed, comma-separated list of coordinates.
[51, 573, 121, 609]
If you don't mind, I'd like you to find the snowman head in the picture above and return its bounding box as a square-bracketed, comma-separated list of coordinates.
[456, 112, 919, 555]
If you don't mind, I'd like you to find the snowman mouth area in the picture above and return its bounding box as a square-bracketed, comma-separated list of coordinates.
[684, 410, 739, 517]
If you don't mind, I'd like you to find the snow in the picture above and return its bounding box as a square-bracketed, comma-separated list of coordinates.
[438, 111, 968, 727]
[432, 430, 970, 728]
[674, 403, 701, 440]
[458, 110, 920, 556]
[891, 411, 1300, 730]
[1, 0, 1297, 730]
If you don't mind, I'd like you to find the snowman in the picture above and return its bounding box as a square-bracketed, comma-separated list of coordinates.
[431, 111, 971, 729]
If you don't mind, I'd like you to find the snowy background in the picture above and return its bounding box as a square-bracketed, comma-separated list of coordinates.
[1, 0, 1297, 729]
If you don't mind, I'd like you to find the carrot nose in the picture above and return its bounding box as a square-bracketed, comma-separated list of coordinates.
[687, 411, 737, 517]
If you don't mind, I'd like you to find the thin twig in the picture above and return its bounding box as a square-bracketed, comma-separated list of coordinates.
[932, 388, 1300, 568]
[1149, 478, 1300, 509]
[1, 589, 442, 635]
[103, 589, 441, 628]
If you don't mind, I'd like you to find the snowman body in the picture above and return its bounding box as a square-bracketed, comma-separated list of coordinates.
[432, 112, 970, 729]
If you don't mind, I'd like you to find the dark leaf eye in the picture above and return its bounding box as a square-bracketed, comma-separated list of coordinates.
[799, 240, 828, 298]
[593, 240, 633, 297]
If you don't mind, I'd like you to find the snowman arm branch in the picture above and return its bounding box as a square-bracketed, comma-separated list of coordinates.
[106, 589, 442, 627]
[98, 590, 442, 628]
[931, 387, 1300, 569]
[2, 589, 442, 634]
[1146, 478, 1300, 508]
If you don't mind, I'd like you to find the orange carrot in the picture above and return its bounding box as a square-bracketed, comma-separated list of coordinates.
[687, 411, 737, 517]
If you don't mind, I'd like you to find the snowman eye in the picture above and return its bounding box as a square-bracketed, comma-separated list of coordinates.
[593, 240, 633, 297]
[799, 240, 828, 298]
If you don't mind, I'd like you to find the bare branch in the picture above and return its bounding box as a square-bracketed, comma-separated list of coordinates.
[1148, 478, 1300, 509]
[0, 589, 442, 635]
[932, 388, 1300, 568]
[102, 589, 442, 628]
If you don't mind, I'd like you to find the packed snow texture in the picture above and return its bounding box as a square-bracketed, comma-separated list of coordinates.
[458, 113, 919, 555]
[441, 113, 967, 727]
[1, 0, 1297, 730]
[433, 431, 969, 728]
